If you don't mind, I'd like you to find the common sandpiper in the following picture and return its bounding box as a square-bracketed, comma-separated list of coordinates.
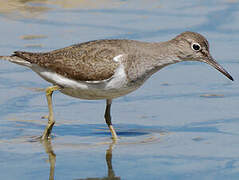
[0, 31, 233, 140]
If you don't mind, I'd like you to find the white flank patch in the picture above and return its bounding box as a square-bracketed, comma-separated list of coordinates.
[105, 63, 127, 89]
[113, 54, 124, 62]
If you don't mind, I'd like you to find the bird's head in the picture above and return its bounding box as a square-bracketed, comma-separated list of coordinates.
[172, 31, 233, 81]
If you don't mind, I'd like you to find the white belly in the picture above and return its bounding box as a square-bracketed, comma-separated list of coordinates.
[31, 64, 140, 100]
[60, 85, 137, 100]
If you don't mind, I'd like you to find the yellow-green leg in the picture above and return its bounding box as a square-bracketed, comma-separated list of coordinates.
[105, 99, 118, 140]
[41, 85, 60, 140]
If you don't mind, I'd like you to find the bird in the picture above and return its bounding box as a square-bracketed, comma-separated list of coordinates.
[0, 31, 233, 141]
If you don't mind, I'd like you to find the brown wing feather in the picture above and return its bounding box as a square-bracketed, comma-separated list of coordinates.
[12, 40, 130, 81]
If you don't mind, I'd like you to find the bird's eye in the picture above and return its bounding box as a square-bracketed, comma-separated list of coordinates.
[191, 43, 201, 51]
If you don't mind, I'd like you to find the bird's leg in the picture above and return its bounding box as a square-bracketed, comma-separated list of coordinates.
[104, 99, 118, 140]
[41, 85, 60, 140]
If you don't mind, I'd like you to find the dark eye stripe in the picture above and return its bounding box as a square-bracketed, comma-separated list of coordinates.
[204, 40, 209, 50]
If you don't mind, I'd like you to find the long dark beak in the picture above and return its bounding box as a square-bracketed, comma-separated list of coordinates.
[203, 56, 234, 81]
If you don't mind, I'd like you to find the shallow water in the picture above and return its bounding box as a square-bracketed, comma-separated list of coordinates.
[0, 0, 239, 179]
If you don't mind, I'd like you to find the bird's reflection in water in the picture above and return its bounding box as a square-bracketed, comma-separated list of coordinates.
[41, 139, 56, 180]
[104, 142, 120, 180]
[41, 139, 120, 180]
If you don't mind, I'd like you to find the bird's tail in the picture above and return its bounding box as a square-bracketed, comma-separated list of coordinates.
[0, 55, 31, 67]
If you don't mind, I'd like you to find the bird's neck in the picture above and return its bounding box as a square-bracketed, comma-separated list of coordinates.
[148, 41, 182, 68]
[125, 41, 181, 85]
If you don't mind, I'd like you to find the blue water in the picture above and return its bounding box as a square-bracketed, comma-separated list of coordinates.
[0, 0, 239, 179]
